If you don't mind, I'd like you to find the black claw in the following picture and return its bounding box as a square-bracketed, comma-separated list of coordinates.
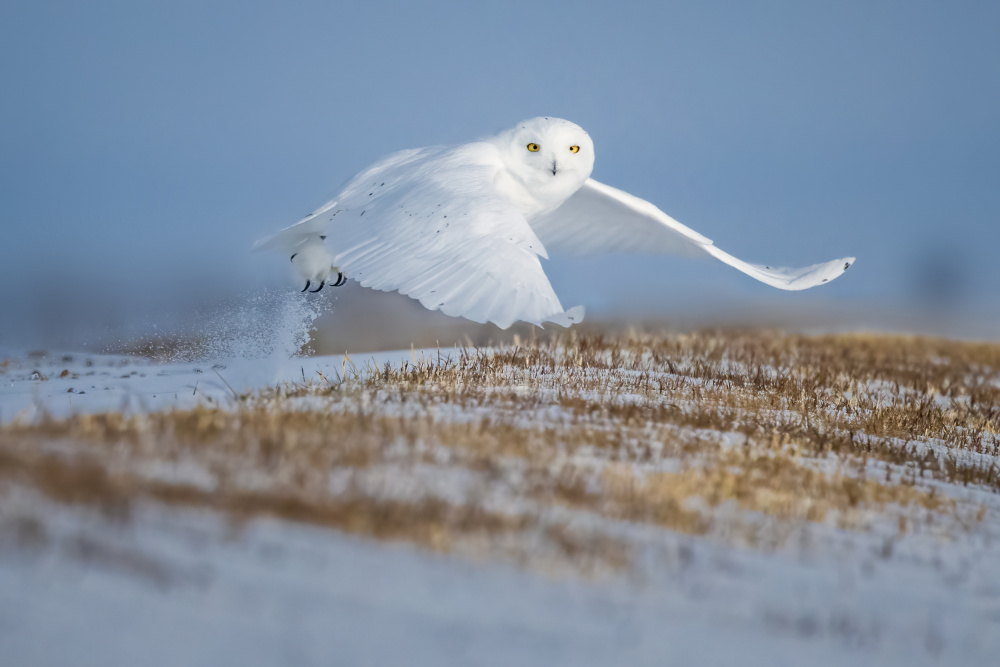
[302, 280, 311, 292]
[290, 253, 298, 262]
[334, 272, 347, 287]
[309, 280, 325, 293]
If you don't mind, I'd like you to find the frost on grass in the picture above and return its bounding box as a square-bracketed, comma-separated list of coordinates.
[2, 330, 1000, 577]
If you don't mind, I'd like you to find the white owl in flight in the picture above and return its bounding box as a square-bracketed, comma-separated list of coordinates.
[255, 117, 854, 329]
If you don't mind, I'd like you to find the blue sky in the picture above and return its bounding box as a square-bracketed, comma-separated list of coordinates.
[1, 1, 998, 347]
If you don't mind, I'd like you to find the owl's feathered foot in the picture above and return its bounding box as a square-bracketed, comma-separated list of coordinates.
[301, 272, 346, 293]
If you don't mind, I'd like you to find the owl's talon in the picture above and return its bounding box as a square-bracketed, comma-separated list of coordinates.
[301, 280, 311, 292]
[334, 272, 347, 287]
[309, 280, 326, 293]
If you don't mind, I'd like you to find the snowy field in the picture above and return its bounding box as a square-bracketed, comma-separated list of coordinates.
[3, 326, 1000, 666]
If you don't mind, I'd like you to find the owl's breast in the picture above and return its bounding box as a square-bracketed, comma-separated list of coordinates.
[493, 168, 588, 221]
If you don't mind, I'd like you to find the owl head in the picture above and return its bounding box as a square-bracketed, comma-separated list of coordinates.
[493, 117, 595, 188]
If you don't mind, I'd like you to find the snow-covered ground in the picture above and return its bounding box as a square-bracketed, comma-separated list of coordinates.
[0, 348, 429, 423]
[3, 488, 999, 667]
[3, 334, 1000, 666]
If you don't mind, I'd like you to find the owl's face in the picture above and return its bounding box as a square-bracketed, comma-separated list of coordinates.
[496, 117, 595, 190]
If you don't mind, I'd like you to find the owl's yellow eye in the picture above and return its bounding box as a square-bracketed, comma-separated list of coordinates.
[526, 143, 540, 152]
[569, 145, 580, 153]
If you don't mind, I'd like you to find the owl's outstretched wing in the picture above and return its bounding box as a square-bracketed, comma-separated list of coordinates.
[254, 144, 583, 329]
[529, 178, 854, 290]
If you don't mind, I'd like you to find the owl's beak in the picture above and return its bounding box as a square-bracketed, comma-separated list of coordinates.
[551, 160, 558, 176]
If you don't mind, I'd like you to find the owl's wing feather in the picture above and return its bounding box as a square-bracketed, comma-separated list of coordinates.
[252, 149, 429, 255]
[530, 178, 854, 290]
[255, 144, 583, 329]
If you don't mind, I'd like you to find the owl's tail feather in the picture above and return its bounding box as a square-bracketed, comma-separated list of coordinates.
[253, 211, 332, 255]
[543, 305, 585, 328]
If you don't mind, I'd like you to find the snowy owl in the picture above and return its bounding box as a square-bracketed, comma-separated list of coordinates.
[254, 117, 854, 329]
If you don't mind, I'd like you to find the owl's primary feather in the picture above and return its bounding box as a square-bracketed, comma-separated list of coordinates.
[255, 117, 854, 327]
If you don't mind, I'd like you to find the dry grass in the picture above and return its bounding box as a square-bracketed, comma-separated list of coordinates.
[2, 329, 998, 576]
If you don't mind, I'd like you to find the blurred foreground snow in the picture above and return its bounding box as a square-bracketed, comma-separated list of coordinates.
[3, 488, 999, 667]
